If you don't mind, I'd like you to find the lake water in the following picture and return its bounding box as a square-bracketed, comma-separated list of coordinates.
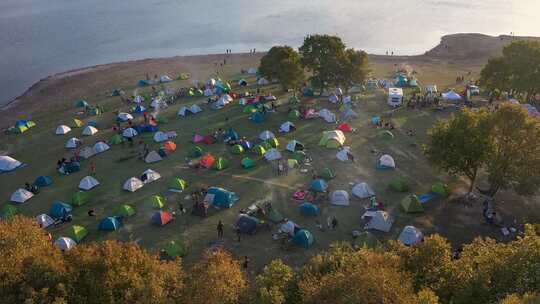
[0, 0, 538, 105]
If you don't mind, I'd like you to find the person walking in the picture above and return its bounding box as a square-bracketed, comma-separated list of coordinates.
[217, 220, 224, 238]
[331, 216, 339, 230]
[89, 162, 96, 176]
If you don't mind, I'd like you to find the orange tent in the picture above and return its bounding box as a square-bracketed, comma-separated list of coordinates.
[164, 141, 177, 151]
[338, 122, 353, 133]
[200, 153, 216, 168]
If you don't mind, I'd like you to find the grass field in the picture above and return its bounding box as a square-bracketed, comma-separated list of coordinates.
[1, 58, 539, 272]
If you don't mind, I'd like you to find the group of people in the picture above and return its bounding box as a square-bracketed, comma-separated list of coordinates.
[190, 188, 209, 217]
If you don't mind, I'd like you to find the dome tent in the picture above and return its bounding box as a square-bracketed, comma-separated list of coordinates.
[241, 157, 255, 168]
[98, 217, 122, 231]
[336, 148, 352, 162]
[118, 204, 136, 217]
[10, 188, 34, 203]
[310, 179, 328, 192]
[122, 128, 138, 138]
[133, 104, 146, 113]
[337, 122, 353, 133]
[352, 182, 375, 199]
[36, 214, 55, 228]
[398, 226, 423, 246]
[82, 126, 98, 136]
[69, 225, 88, 243]
[288, 109, 301, 120]
[35, 175, 53, 187]
[55, 125, 72, 135]
[236, 214, 260, 234]
[363, 210, 393, 232]
[93, 142, 110, 153]
[54, 237, 76, 251]
[72, 118, 84, 128]
[178, 106, 194, 117]
[79, 176, 100, 190]
[378, 154, 396, 169]
[149, 195, 166, 209]
[145, 151, 163, 163]
[265, 137, 279, 148]
[299, 202, 320, 216]
[75, 99, 89, 108]
[169, 178, 188, 191]
[320, 167, 336, 180]
[238, 79, 248, 86]
[0, 156, 22, 172]
[330, 190, 350, 206]
[319, 130, 346, 148]
[379, 130, 394, 140]
[200, 153, 216, 168]
[141, 169, 161, 184]
[353, 231, 381, 248]
[401, 194, 424, 213]
[205, 187, 239, 209]
[319, 109, 337, 123]
[1, 205, 18, 220]
[279, 121, 295, 133]
[259, 130, 275, 141]
[213, 157, 229, 170]
[72, 191, 90, 206]
[123, 177, 144, 192]
[264, 149, 282, 161]
[442, 90, 462, 101]
[117, 112, 133, 122]
[153, 131, 168, 142]
[341, 108, 358, 121]
[252, 145, 266, 156]
[292, 229, 314, 249]
[49, 201, 72, 219]
[231, 144, 244, 154]
[251, 112, 265, 123]
[163, 240, 186, 258]
[286, 140, 304, 152]
[432, 182, 450, 197]
[152, 211, 173, 226]
[189, 146, 204, 157]
[190, 104, 203, 113]
[65, 137, 81, 149]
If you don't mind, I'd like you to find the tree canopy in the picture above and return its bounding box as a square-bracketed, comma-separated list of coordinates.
[259, 46, 304, 92]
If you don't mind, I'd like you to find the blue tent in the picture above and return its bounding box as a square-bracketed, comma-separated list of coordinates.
[87, 121, 98, 127]
[15, 120, 28, 127]
[236, 215, 260, 234]
[134, 124, 159, 134]
[98, 216, 122, 231]
[240, 140, 252, 150]
[207, 187, 239, 208]
[49, 201, 73, 219]
[293, 229, 314, 249]
[303, 88, 314, 97]
[395, 74, 408, 87]
[138, 80, 150, 87]
[226, 128, 240, 141]
[299, 202, 320, 216]
[310, 179, 328, 192]
[111, 89, 122, 96]
[133, 105, 147, 113]
[251, 112, 265, 123]
[371, 116, 381, 125]
[35, 176, 53, 187]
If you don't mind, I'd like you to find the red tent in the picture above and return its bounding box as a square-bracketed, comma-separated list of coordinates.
[338, 122, 353, 132]
[152, 211, 172, 226]
[204, 135, 216, 145]
[164, 141, 177, 151]
[193, 134, 205, 143]
[200, 153, 216, 168]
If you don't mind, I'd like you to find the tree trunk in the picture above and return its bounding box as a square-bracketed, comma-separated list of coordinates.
[467, 169, 478, 195]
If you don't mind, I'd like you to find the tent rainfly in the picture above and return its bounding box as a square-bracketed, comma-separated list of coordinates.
[10, 188, 34, 203]
[79, 176, 100, 190]
[82, 126, 98, 136]
[352, 182, 375, 199]
[123, 177, 144, 192]
[0, 156, 22, 172]
[55, 125, 72, 135]
[330, 190, 350, 206]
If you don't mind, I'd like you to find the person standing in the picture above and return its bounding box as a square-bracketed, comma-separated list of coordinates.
[217, 220, 224, 238]
[90, 162, 96, 176]
[236, 226, 241, 242]
[243, 256, 249, 270]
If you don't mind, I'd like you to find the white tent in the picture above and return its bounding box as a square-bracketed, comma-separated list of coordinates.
[279, 220, 298, 236]
[117, 112, 133, 122]
[279, 121, 295, 133]
[160, 75, 173, 83]
[178, 106, 192, 117]
[398, 225, 424, 246]
[257, 77, 270, 85]
[329, 94, 339, 104]
[220, 94, 233, 103]
[387, 87, 403, 107]
[442, 90, 462, 101]
[204, 88, 214, 96]
[341, 109, 358, 121]
[65, 137, 81, 149]
[153, 131, 168, 142]
[336, 148, 351, 162]
[36, 214, 55, 228]
[0, 156, 22, 172]
[79, 146, 96, 159]
[93, 142, 110, 153]
[259, 130, 275, 141]
[82, 126, 98, 136]
[363, 210, 393, 232]
[264, 148, 282, 161]
[190, 104, 203, 113]
[331, 190, 350, 206]
[78, 176, 100, 190]
[133, 95, 145, 103]
[352, 182, 375, 199]
[54, 237, 76, 251]
[379, 154, 396, 169]
[319, 109, 337, 123]
[247, 67, 257, 75]
[10, 188, 34, 203]
[123, 177, 144, 192]
[55, 125, 72, 135]
[122, 128, 138, 138]
[145, 151, 162, 163]
[286, 140, 304, 152]
[141, 169, 161, 184]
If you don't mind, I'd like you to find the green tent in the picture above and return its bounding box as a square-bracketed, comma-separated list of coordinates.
[287, 159, 299, 168]
[70, 225, 88, 243]
[265, 138, 279, 148]
[213, 157, 229, 170]
[118, 204, 136, 217]
[14, 125, 28, 134]
[178, 73, 190, 80]
[189, 146, 203, 158]
[1, 205, 17, 219]
[401, 195, 424, 213]
[252, 145, 266, 155]
[164, 240, 186, 258]
[288, 109, 301, 120]
[319, 131, 346, 148]
[389, 178, 409, 192]
[260, 141, 273, 150]
[432, 182, 450, 197]
[231, 144, 244, 154]
[150, 195, 166, 209]
[243, 105, 258, 113]
[320, 167, 336, 180]
[72, 191, 90, 206]
[110, 134, 124, 145]
[73, 119, 84, 128]
[241, 157, 254, 168]
[289, 96, 300, 104]
[26, 121, 36, 128]
[170, 178, 188, 191]
[353, 231, 380, 248]
[379, 130, 395, 140]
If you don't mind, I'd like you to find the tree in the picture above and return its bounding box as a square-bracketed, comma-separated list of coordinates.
[484, 103, 540, 196]
[499, 293, 540, 304]
[259, 46, 304, 92]
[185, 249, 248, 304]
[256, 259, 297, 304]
[424, 108, 491, 194]
[336, 48, 370, 93]
[480, 57, 510, 95]
[64, 241, 184, 304]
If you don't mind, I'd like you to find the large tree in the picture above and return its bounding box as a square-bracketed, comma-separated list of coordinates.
[336, 48, 370, 93]
[424, 108, 491, 194]
[256, 259, 297, 304]
[259, 46, 304, 92]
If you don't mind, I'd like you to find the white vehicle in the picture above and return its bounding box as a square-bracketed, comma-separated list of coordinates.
[387, 87, 403, 107]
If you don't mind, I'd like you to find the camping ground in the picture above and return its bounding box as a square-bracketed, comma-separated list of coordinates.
[1, 40, 540, 271]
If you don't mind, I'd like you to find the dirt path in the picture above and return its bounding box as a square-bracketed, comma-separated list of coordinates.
[228, 174, 295, 190]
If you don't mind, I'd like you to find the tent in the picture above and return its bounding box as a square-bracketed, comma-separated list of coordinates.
[251, 112, 265, 123]
[389, 178, 409, 192]
[150, 195, 166, 209]
[247, 67, 257, 74]
[364, 210, 393, 232]
[178, 106, 193, 117]
[329, 94, 339, 103]
[320, 167, 336, 180]
[205, 187, 239, 208]
[337, 122, 353, 133]
[141, 169, 161, 184]
[55, 125, 72, 135]
[117, 112, 133, 122]
[190, 104, 203, 113]
[72, 119, 84, 128]
[279, 121, 296, 133]
[401, 195, 424, 213]
[319, 130, 346, 148]
[72, 191, 90, 206]
[1, 205, 17, 219]
[65, 137, 81, 149]
[93, 142, 110, 153]
[10, 188, 34, 203]
[299, 202, 320, 216]
[59, 161, 81, 174]
[259, 130, 275, 141]
[70, 225, 88, 242]
[432, 182, 450, 197]
[257, 77, 270, 85]
[352, 183, 375, 199]
[398, 226, 423, 246]
[0, 156, 22, 172]
[353, 231, 380, 248]
[122, 128, 138, 138]
[379, 130, 394, 140]
[193, 134, 205, 143]
[241, 157, 254, 168]
[118, 204, 136, 217]
[164, 241, 186, 258]
[152, 211, 173, 226]
[75, 100, 89, 108]
[35, 175, 53, 187]
[36, 214, 55, 228]
[279, 220, 299, 236]
[204, 88, 214, 96]
[336, 148, 352, 162]
[231, 144, 244, 154]
[99, 217, 122, 231]
[264, 149, 282, 161]
[79, 176, 100, 190]
[110, 134, 124, 145]
[160, 75, 173, 83]
[265, 138, 279, 148]
[203, 135, 216, 145]
[200, 153, 216, 168]
[260, 141, 273, 150]
[331, 190, 350, 206]
[123, 177, 144, 192]
[224, 128, 239, 141]
[288, 109, 301, 120]
[310, 179, 328, 192]
[163, 141, 176, 152]
[78, 147, 96, 159]
[236, 214, 260, 234]
[319, 109, 337, 123]
[82, 126, 98, 136]
[303, 87, 314, 97]
[243, 104, 258, 114]
[252, 145, 266, 155]
[240, 139, 252, 150]
[213, 157, 229, 170]
[292, 229, 314, 249]
[133, 105, 146, 113]
[395, 74, 408, 87]
[341, 109, 358, 121]
[207, 78, 216, 87]
[287, 159, 299, 168]
[238, 79, 248, 86]
[49, 201, 72, 219]
[153, 131, 168, 142]
[145, 151, 163, 163]
[378, 154, 396, 169]
[54, 237, 76, 251]
[169, 178, 188, 191]
[442, 90, 462, 101]
[286, 140, 304, 152]
[189, 146, 203, 157]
